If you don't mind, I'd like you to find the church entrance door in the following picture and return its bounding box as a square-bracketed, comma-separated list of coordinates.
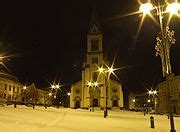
[112, 100, 118, 107]
[93, 99, 98, 107]
[75, 101, 80, 108]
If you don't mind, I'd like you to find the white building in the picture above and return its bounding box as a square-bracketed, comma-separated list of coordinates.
[70, 12, 123, 109]
[157, 74, 180, 114]
[0, 69, 23, 104]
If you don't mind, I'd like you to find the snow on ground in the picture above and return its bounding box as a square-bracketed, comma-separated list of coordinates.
[0, 105, 179, 132]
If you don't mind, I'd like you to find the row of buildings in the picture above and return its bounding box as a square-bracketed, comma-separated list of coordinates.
[0, 68, 52, 106]
[128, 74, 180, 114]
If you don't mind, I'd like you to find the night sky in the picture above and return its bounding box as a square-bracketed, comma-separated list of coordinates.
[0, 0, 180, 95]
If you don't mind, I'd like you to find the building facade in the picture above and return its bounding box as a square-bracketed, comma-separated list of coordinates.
[128, 92, 158, 112]
[70, 13, 123, 109]
[157, 74, 180, 114]
[22, 83, 52, 106]
[0, 69, 23, 104]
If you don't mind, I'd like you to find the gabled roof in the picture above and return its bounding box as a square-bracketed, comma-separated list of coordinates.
[0, 66, 19, 82]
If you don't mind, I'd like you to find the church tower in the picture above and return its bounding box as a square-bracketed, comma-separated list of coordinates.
[81, 9, 105, 108]
[70, 9, 124, 109]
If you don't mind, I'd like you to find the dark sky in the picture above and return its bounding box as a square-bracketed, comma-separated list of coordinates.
[0, 0, 180, 94]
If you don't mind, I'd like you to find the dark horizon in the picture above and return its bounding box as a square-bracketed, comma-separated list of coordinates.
[0, 0, 180, 94]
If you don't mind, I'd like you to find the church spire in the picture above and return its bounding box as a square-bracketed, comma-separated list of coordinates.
[89, 6, 101, 34]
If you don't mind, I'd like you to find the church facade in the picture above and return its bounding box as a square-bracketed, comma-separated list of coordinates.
[70, 16, 123, 109]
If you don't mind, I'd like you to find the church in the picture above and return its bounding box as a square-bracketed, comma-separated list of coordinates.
[70, 12, 123, 109]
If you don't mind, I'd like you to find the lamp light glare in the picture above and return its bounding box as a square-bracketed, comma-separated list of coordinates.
[139, 3, 153, 15]
[67, 92, 71, 96]
[133, 99, 135, 102]
[23, 86, 27, 90]
[166, 3, 180, 15]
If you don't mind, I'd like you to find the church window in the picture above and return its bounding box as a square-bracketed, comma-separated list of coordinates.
[91, 39, 99, 51]
[93, 72, 98, 82]
[112, 87, 118, 93]
[92, 57, 98, 64]
[75, 88, 80, 94]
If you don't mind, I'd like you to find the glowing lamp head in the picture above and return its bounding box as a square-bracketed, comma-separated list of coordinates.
[139, 3, 153, 15]
[51, 85, 55, 89]
[98, 67, 104, 73]
[108, 67, 114, 73]
[94, 82, 98, 87]
[166, 3, 180, 15]
[23, 86, 27, 90]
[87, 81, 93, 87]
[49, 93, 52, 96]
[148, 90, 152, 95]
[67, 92, 71, 96]
[148, 99, 151, 103]
[133, 99, 135, 102]
[56, 85, 60, 89]
[153, 90, 157, 95]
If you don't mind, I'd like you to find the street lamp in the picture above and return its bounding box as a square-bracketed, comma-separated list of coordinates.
[98, 65, 116, 118]
[133, 99, 136, 102]
[67, 92, 71, 96]
[87, 81, 99, 112]
[139, 2, 179, 132]
[148, 90, 158, 113]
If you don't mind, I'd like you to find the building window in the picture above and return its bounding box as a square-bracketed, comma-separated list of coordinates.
[4, 94, 6, 99]
[75, 88, 80, 94]
[92, 57, 98, 64]
[91, 39, 99, 51]
[5, 84, 7, 90]
[112, 87, 118, 93]
[9, 85, 11, 91]
[17, 87, 19, 93]
[13, 86, 15, 92]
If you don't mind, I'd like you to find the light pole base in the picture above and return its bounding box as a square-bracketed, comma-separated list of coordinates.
[170, 112, 176, 132]
[104, 110, 107, 118]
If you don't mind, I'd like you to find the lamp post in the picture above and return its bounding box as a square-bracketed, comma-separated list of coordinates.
[139, 2, 180, 132]
[87, 81, 99, 112]
[22, 86, 27, 103]
[98, 65, 115, 118]
[148, 90, 158, 113]
[50, 84, 60, 107]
